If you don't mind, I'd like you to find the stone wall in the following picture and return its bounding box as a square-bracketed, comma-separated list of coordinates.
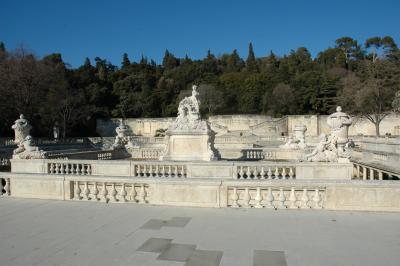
[97, 113, 400, 138]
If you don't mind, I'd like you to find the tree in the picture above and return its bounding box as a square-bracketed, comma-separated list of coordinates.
[197, 84, 224, 115]
[339, 61, 398, 136]
[246, 42, 258, 72]
[265, 83, 296, 116]
[122, 53, 130, 68]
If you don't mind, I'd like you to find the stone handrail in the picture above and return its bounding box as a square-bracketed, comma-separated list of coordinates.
[47, 160, 92, 175]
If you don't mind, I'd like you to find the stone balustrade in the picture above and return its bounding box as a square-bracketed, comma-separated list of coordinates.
[133, 163, 187, 178]
[0, 158, 10, 166]
[0, 177, 11, 196]
[236, 165, 295, 180]
[47, 160, 92, 175]
[243, 149, 264, 160]
[227, 186, 324, 209]
[11, 159, 353, 180]
[352, 161, 400, 180]
[71, 180, 149, 204]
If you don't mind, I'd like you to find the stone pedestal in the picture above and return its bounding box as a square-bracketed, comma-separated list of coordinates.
[161, 130, 215, 161]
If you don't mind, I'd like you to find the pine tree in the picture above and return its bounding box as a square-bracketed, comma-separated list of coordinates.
[246, 42, 258, 72]
[0, 42, 5, 52]
[122, 53, 130, 68]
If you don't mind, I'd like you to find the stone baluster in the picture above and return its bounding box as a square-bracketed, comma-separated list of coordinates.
[238, 166, 244, 179]
[161, 165, 166, 178]
[288, 188, 297, 208]
[92, 182, 99, 201]
[119, 183, 127, 202]
[369, 168, 374, 180]
[260, 167, 266, 179]
[109, 183, 117, 202]
[312, 189, 322, 209]
[267, 168, 272, 179]
[66, 164, 70, 174]
[167, 166, 172, 177]
[281, 168, 287, 179]
[253, 167, 259, 179]
[87, 165, 92, 175]
[289, 168, 294, 179]
[129, 184, 137, 202]
[0, 178, 3, 196]
[83, 181, 90, 200]
[356, 164, 360, 179]
[274, 168, 279, 179]
[362, 167, 367, 180]
[243, 187, 250, 207]
[100, 182, 108, 203]
[55, 163, 60, 174]
[174, 166, 178, 177]
[265, 188, 275, 209]
[246, 167, 251, 179]
[4, 178, 10, 196]
[139, 184, 146, 203]
[378, 171, 383, 180]
[254, 187, 263, 208]
[278, 188, 286, 209]
[49, 163, 54, 174]
[60, 163, 65, 174]
[231, 187, 239, 208]
[74, 181, 81, 200]
[301, 189, 309, 208]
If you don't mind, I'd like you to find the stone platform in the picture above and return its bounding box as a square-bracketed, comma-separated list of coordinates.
[1, 198, 400, 266]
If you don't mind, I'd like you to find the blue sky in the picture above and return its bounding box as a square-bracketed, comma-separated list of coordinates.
[1, 0, 399, 67]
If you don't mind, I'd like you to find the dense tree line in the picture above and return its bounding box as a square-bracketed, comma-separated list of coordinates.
[0, 36, 399, 137]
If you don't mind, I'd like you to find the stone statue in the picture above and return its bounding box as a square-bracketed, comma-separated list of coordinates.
[304, 106, 353, 162]
[170, 85, 207, 131]
[12, 114, 32, 154]
[11, 114, 44, 158]
[112, 119, 130, 150]
[280, 125, 307, 150]
[15, 135, 45, 159]
[305, 133, 338, 162]
[53, 122, 60, 140]
[161, 85, 217, 161]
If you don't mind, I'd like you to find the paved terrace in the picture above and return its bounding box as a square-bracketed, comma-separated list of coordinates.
[1, 198, 400, 266]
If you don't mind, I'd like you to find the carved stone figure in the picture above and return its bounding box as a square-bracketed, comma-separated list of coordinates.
[305, 134, 338, 162]
[15, 135, 45, 159]
[12, 114, 32, 154]
[160, 85, 217, 161]
[170, 85, 208, 131]
[112, 120, 130, 150]
[11, 115, 45, 159]
[304, 106, 353, 162]
[280, 125, 307, 150]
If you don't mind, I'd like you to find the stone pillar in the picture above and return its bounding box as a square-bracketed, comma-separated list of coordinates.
[363, 167, 367, 180]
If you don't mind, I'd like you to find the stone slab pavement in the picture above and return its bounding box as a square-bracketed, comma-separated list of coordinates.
[0, 198, 400, 266]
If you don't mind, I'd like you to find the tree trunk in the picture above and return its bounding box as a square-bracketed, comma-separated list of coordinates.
[375, 122, 380, 137]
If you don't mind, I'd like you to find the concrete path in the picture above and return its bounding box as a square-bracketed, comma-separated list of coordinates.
[1, 198, 400, 266]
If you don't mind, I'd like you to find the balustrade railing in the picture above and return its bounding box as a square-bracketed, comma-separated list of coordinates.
[71, 181, 149, 203]
[0, 178, 11, 196]
[0, 158, 10, 166]
[243, 149, 264, 160]
[352, 162, 399, 180]
[47, 161, 92, 175]
[228, 186, 324, 209]
[236, 165, 295, 180]
[133, 163, 187, 178]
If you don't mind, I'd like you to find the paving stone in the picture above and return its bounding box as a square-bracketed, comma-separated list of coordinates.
[165, 217, 191, 228]
[157, 243, 196, 262]
[140, 219, 166, 230]
[185, 249, 223, 266]
[136, 238, 172, 253]
[253, 250, 287, 266]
